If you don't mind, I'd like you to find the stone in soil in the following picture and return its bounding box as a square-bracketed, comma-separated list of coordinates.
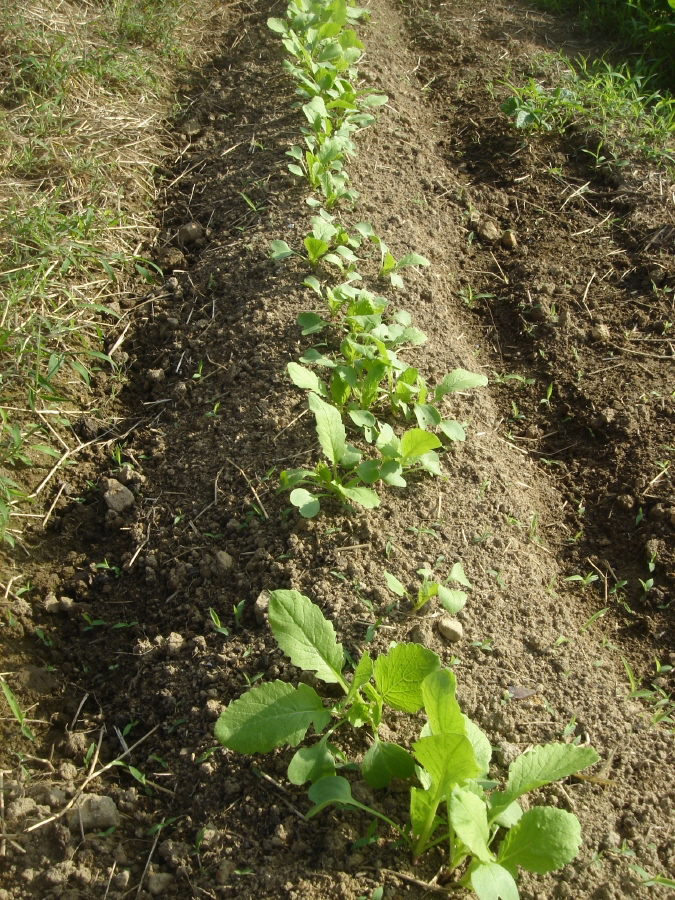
[103, 479, 135, 513]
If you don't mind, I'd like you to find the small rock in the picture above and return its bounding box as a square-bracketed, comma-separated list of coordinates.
[159, 839, 191, 868]
[157, 247, 185, 272]
[216, 860, 235, 886]
[616, 494, 634, 511]
[166, 632, 184, 658]
[478, 219, 501, 243]
[43, 593, 60, 614]
[407, 622, 432, 646]
[113, 870, 131, 890]
[200, 824, 219, 850]
[501, 230, 517, 250]
[147, 872, 175, 895]
[173, 381, 188, 400]
[649, 503, 669, 521]
[214, 550, 234, 571]
[182, 118, 202, 138]
[146, 368, 165, 383]
[253, 590, 269, 624]
[590, 323, 610, 342]
[495, 741, 520, 767]
[67, 795, 120, 832]
[6, 797, 37, 823]
[59, 596, 75, 613]
[103, 479, 135, 514]
[205, 699, 222, 721]
[59, 761, 78, 781]
[437, 617, 464, 642]
[47, 787, 67, 808]
[178, 222, 204, 245]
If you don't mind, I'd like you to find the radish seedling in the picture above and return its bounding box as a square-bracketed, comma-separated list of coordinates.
[384, 560, 470, 615]
[214, 590, 600, 896]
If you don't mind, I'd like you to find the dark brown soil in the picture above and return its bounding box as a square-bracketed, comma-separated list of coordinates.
[1, 0, 674, 898]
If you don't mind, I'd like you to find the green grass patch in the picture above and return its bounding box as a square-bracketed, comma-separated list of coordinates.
[0, 0, 226, 545]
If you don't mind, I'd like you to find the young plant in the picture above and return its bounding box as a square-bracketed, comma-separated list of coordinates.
[384, 560, 471, 615]
[278, 392, 379, 517]
[214, 590, 600, 897]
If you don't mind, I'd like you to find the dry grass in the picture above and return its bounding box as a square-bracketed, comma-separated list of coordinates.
[0, 0, 229, 545]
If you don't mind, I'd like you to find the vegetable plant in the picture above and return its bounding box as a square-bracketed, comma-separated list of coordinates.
[214, 590, 600, 897]
[384, 560, 471, 615]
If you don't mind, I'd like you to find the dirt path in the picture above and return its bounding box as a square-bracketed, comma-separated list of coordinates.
[1, 0, 674, 898]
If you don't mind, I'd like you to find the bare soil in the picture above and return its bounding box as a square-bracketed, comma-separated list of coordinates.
[1, 0, 674, 898]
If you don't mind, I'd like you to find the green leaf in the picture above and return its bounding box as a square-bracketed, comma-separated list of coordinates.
[304, 236, 329, 264]
[290, 488, 321, 518]
[409, 786, 440, 842]
[437, 586, 467, 614]
[214, 681, 330, 754]
[270, 239, 294, 259]
[339, 485, 380, 509]
[413, 733, 480, 795]
[287, 362, 328, 397]
[362, 738, 415, 788]
[435, 369, 489, 399]
[470, 862, 519, 900]
[493, 801, 522, 829]
[288, 739, 336, 785]
[499, 743, 600, 808]
[267, 17, 287, 32]
[297, 312, 329, 335]
[384, 571, 406, 597]
[399, 428, 441, 461]
[497, 807, 581, 875]
[421, 669, 464, 736]
[345, 650, 373, 703]
[306, 775, 359, 817]
[397, 252, 430, 268]
[463, 716, 492, 775]
[349, 409, 376, 429]
[1, 680, 35, 741]
[414, 404, 441, 428]
[373, 643, 440, 713]
[355, 459, 380, 484]
[380, 460, 406, 486]
[439, 419, 466, 442]
[450, 786, 492, 863]
[268, 590, 346, 687]
[448, 562, 472, 588]
[309, 392, 346, 465]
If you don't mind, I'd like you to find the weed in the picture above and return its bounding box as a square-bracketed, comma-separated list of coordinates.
[0, 677, 35, 741]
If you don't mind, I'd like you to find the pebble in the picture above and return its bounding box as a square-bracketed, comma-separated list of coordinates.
[501, 229, 517, 250]
[478, 219, 501, 243]
[67, 795, 120, 832]
[147, 872, 175, 895]
[590, 323, 610, 342]
[437, 617, 464, 642]
[103, 479, 135, 514]
[214, 549, 234, 571]
[178, 221, 204, 245]
[216, 860, 235, 885]
[43, 592, 60, 614]
[205, 699, 223, 720]
[616, 494, 634, 511]
[253, 590, 269, 624]
[166, 632, 185, 658]
[157, 247, 185, 272]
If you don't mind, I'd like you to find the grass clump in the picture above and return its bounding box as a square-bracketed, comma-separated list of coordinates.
[0, 0, 225, 545]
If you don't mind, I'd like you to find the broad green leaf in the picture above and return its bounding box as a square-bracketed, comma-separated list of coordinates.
[470, 862, 519, 900]
[448, 786, 494, 862]
[214, 681, 330, 754]
[435, 369, 489, 399]
[380, 460, 406, 486]
[290, 488, 321, 518]
[421, 669, 464, 736]
[448, 562, 472, 588]
[497, 807, 581, 875]
[463, 716, 492, 774]
[409, 786, 440, 842]
[270, 239, 294, 259]
[499, 743, 600, 808]
[268, 590, 345, 686]
[437, 586, 467, 614]
[297, 312, 329, 335]
[300, 348, 336, 367]
[397, 252, 430, 268]
[439, 419, 466, 442]
[361, 738, 415, 788]
[355, 459, 380, 484]
[345, 650, 373, 703]
[450, 786, 492, 863]
[346, 698, 373, 728]
[373, 643, 440, 713]
[306, 776, 357, 817]
[303, 274, 322, 294]
[339, 485, 380, 509]
[417, 450, 442, 476]
[384, 571, 406, 597]
[267, 17, 286, 32]
[304, 236, 329, 264]
[493, 801, 522, 829]
[309, 392, 346, 465]
[340, 443, 362, 469]
[349, 410, 376, 428]
[288, 164, 304, 177]
[414, 404, 441, 429]
[288, 739, 336, 785]
[413, 733, 480, 796]
[287, 362, 328, 397]
[399, 428, 441, 461]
